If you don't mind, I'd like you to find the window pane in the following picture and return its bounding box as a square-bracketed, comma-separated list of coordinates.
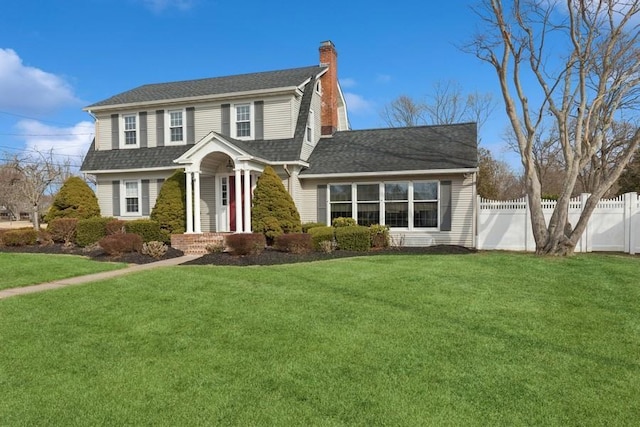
[414, 202, 438, 227]
[329, 184, 352, 202]
[330, 203, 352, 220]
[236, 105, 250, 121]
[385, 183, 408, 201]
[171, 127, 183, 142]
[237, 122, 251, 137]
[125, 130, 136, 145]
[124, 115, 136, 130]
[170, 111, 182, 127]
[385, 202, 408, 227]
[126, 198, 139, 213]
[357, 202, 380, 226]
[357, 184, 379, 201]
[414, 182, 438, 200]
[125, 182, 138, 197]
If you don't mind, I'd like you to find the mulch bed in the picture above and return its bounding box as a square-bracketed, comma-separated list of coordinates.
[0, 243, 475, 266]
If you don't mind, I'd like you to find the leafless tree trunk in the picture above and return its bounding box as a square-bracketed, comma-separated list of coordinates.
[3, 150, 63, 230]
[468, 0, 640, 255]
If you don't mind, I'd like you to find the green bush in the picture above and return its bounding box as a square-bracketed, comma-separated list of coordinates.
[307, 226, 334, 251]
[302, 222, 326, 233]
[76, 217, 113, 247]
[1, 228, 38, 246]
[46, 176, 100, 221]
[335, 226, 371, 251]
[150, 170, 186, 234]
[99, 233, 143, 255]
[252, 166, 302, 242]
[225, 233, 266, 256]
[124, 219, 168, 243]
[47, 218, 79, 245]
[332, 217, 357, 227]
[370, 224, 390, 248]
[274, 233, 313, 254]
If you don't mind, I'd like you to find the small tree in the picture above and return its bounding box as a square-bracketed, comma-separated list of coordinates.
[150, 170, 186, 234]
[251, 166, 301, 242]
[46, 176, 100, 221]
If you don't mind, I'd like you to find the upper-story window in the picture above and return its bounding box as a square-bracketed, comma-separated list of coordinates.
[169, 110, 184, 143]
[123, 114, 138, 147]
[315, 80, 322, 94]
[306, 110, 315, 143]
[235, 103, 251, 138]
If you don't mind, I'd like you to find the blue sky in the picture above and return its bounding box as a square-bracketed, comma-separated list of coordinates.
[0, 0, 516, 171]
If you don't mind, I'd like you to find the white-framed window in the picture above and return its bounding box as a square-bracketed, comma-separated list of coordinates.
[221, 176, 228, 206]
[122, 114, 138, 148]
[306, 110, 315, 143]
[327, 181, 440, 229]
[315, 80, 322, 94]
[167, 109, 184, 144]
[122, 180, 141, 215]
[235, 103, 251, 139]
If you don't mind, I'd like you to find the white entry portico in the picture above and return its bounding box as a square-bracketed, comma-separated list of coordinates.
[174, 131, 266, 234]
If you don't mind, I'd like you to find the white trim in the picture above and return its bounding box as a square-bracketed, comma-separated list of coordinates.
[233, 102, 253, 140]
[165, 108, 186, 145]
[121, 179, 142, 216]
[300, 168, 478, 179]
[305, 109, 315, 144]
[82, 166, 179, 174]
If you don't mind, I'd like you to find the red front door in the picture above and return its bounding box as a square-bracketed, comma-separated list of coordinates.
[228, 176, 247, 232]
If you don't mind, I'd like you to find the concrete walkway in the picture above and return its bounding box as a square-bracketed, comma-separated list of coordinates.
[0, 254, 202, 300]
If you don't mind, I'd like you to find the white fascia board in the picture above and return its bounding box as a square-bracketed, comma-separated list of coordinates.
[84, 86, 299, 113]
[299, 168, 478, 179]
[82, 166, 182, 174]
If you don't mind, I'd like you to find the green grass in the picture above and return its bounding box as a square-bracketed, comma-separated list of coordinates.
[1, 252, 638, 425]
[0, 253, 127, 290]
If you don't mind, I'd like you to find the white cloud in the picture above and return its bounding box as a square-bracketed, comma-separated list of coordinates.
[139, 0, 195, 12]
[15, 120, 94, 168]
[340, 78, 357, 88]
[344, 92, 374, 115]
[0, 49, 79, 114]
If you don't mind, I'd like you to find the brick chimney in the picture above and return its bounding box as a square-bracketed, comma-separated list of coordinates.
[319, 40, 338, 135]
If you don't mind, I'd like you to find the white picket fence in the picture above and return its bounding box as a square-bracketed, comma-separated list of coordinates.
[477, 192, 640, 254]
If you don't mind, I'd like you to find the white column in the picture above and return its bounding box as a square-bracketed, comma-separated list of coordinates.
[185, 171, 193, 233]
[193, 171, 202, 233]
[243, 169, 251, 233]
[235, 168, 242, 233]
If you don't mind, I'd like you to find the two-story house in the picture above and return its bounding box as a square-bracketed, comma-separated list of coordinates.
[81, 41, 478, 247]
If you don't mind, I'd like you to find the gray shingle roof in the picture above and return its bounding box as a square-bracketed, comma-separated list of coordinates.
[300, 123, 477, 175]
[86, 66, 326, 108]
[80, 141, 191, 172]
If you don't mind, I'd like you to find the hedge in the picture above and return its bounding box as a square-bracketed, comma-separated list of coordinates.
[335, 226, 371, 251]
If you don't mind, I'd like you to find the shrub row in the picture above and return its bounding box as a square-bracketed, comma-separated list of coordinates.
[225, 233, 266, 256]
[47, 217, 168, 248]
[0, 228, 39, 246]
[303, 219, 390, 252]
[273, 233, 313, 254]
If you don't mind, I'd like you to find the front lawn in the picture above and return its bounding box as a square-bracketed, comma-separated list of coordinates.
[0, 252, 638, 425]
[0, 253, 128, 290]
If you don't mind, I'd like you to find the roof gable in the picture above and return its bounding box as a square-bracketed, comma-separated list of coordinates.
[86, 65, 326, 109]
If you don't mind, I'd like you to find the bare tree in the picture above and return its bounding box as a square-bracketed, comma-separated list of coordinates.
[0, 164, 26, 220]
[468, 0, 640, 255]
[477, 147, 524, 199]
[424, 80, 497, 131]
[379, 95, 427, 127]
[3, 150, 64, 230]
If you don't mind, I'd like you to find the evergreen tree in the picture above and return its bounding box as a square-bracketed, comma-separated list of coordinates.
[46, 176, 100, 221]
[150, 170, 186, 234]
[251, 166, 301, 242]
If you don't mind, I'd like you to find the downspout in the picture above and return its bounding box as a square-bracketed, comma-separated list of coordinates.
[283, 164, 293, 198]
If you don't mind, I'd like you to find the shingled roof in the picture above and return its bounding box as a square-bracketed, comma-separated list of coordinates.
[86, 65, 326, 108]
[300, 123, 477, 176]
[80, 141, 191, 172]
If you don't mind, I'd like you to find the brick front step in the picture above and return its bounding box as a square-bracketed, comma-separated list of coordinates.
[171, 233, 229, 255]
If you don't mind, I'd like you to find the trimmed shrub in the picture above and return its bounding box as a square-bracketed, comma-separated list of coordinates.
[205, 241, 225, 253]
[124, 219, 168, 243]
[335, 226, 371, 251]
[318, 240, 335, 253]
[252, 166, 302, 242]
[142, 241, 168, 259]
[47, 218, 79, 245]
[46, 176, 100, 221]
[225, 233, 266, 256]
[332, 217, 357, 228]
[370, 224, 390, 248]
[105, 219, 126, 235]
[274, 233, 313, 254]
[1, 228, 38, 246]
[76, 217, 113, 247]
[302, 222, 326, 233]
[307, 226, 334, 251]
[99, 233, 143, 255]
[150, 170, 186, 235]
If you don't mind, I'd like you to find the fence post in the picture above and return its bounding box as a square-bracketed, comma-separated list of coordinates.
[629, 192, 638, 255]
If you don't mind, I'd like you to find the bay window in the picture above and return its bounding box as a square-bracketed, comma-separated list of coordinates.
[357, 184, 380, 226]
[329, 184, 352, 221]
